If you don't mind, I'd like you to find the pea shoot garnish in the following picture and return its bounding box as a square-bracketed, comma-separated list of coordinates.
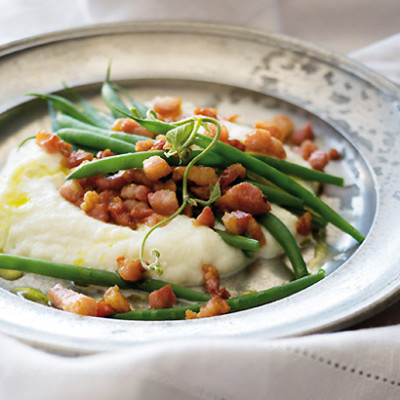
[139, 116, 222, 275]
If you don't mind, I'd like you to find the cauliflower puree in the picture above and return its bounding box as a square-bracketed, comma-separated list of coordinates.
[0, 136, 305, 285]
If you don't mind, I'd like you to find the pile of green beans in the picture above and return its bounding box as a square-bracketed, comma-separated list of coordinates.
[0, 254, 210, 302]
[195, 134, 364, 243]
[259, 213, 308, 279]
[252, 154, 344, 186]
[111, 269, 325, 320]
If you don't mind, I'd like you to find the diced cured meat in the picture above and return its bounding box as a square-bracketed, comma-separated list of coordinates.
[112, 118, 137, 133]
[95, 171, 129, 192]
[329, 148, 341, 160]
[269, 137, 287, 159]
[116, 256, 146, 281]
[219, 125, 230, 143]
[222, 212, 265, 246]
[188, 166, 218, 186]
[36, 130, 72, 156]
[226, 138, 246, 151]
[272, 115, 294, 140]
[217, 182, 270, 216]
[201, 264, 230, 298]
[204, 124, 230, 143]
[245, 128, 273, 153]
[59, 180, 85, 206]
[151, 135, 168, 150]
[222, 211, 252, 235]
[48, 283, 97, 316]
[195, 206, 215, 228]
[194, 107, 218, 119]
[172, 166, 218, 186]
[96, 301, 115, 317]
[254, 120, 285, 142]
[120, 183, 151, 203]
[185, 296, 230, 319]
[123, 168, 152, 187]
[96, 149, 115, 159]
[172, 166, 185, 182]
[152, 179, 177, 192]
[245, 129, 286, 159]
[291, 122, 314, 145]
[202, 264, 220, 295]
[135, 140, 154, 152]
[63, 149, 94, 169]
[309, 150, 329, 171]
[108, 196, 136, 229]
[143, 156, 172, 182]
[80, 190, 100, 213]
[148, 284, 177, 309]
[112, 118, 154, 138]
[294, 139, 318, 160]
[153, 96, 182, 120]
[98, 190, 119, 205]
[143, 213, 166, 227]
[103, 285, 131, 313]
[190, 185, 210, 200]
[219, 163, 246, 188]
[296, 212, 313, 236]
[124, 199, 153, 219]
[246, 217, 266, 247]
[148, 190, 179, 216]
[87, 203, 109, 222]
[217, 287, 231, 300]
[223, 114, 239, 123]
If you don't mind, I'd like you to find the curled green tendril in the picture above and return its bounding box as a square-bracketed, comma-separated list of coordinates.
[139, 116, 222, 274]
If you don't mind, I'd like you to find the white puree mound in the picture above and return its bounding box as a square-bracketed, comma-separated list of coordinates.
[0, 132, 309, 285]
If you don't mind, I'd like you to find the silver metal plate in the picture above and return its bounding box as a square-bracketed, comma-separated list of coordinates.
[0, 22, 399, 353]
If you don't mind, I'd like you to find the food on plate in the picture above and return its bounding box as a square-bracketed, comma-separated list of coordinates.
[0, 69, 364, 320]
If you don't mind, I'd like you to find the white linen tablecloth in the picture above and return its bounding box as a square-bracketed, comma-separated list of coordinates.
[0, 1, 400, 399]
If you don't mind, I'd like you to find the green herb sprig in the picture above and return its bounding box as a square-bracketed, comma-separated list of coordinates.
[138, 116, 222, 275]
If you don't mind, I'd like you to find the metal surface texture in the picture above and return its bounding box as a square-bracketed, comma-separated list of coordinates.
[0, 22, 399, 353]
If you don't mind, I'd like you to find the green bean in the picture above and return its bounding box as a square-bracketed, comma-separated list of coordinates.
[195, 134, 364, 243]
[30, 93, 107, 128]
[66, 149, 226, 180]
[111, 269, 325, 320]
[0, 269, 23, 280]
[0, 254, 210, 302]
[57, 128, 137, 154]
[249, 181, 304, 208]
[47, 100, 61, 132]
[57, 114, 152, 146]
[247, 175, 325, 227]
[259, 213, 308, 279]
[114, 109, 176, 135]
[111, 83, 149, 119]
[110, 131, 154, 145]
[100, 64, 132, 119]
[104, 90, 177, 136]
[67, 150, 166, 179]
[62, 84, 112, 128]
[12, 287, 50, 306]
[56, 113, 112, 134]
[214, 229, 260, 252]
[70, 144, 98, 155]
[102, 82, 132, 119]
[189, 150, 227, 168]
[253, 154, 344, 186]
